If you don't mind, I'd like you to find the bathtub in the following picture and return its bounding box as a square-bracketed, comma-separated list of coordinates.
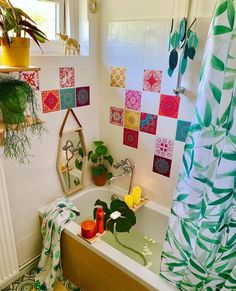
[39, 186, 175, 291]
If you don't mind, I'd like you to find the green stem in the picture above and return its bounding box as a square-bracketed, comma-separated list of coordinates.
[114, 231, 147, 266]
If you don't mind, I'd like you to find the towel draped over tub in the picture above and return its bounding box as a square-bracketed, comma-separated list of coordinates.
[35, 198, 80, 291]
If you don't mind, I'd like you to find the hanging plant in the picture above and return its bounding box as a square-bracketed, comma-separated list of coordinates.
[93, 199, 148, 266]
[0, 75, 45, 163]
[168, 17, 199, 77]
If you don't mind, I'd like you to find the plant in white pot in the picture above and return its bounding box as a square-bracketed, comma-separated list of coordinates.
[0, 0, 48, 66]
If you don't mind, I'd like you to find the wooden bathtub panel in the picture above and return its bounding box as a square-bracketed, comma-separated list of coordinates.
[61, 232, 150, 291]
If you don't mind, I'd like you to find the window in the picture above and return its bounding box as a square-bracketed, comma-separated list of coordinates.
[11, 0, 64, 41]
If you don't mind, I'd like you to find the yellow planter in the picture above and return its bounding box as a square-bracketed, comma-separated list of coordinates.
[1, 37, 30, 67]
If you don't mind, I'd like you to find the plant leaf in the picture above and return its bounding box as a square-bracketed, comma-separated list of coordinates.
[227, 0, 235, 29]
[169, 49, 178, 70]
[209, 82, 222, 104]
[170, 31, 180, 49]
[215, 1, 227, 17]
[203, 101, 212, 127]
[211, 55, 225, 71]
[213, 25, 232, 35]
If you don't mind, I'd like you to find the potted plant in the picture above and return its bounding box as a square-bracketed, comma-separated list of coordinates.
[0, 75, 45, 163]
[88, 141, 113, 186]
[0, 0, 48, 66]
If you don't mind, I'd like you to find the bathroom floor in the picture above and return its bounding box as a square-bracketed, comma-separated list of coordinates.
[2, 268, 80, 291]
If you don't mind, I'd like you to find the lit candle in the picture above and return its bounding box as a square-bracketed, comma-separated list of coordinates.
[124, 194, 134, 208]
[132, 186, 142, 205]
[81, 220, 96, 239]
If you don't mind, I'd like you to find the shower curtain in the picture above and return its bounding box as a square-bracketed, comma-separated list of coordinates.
[160, 0, 236, 290]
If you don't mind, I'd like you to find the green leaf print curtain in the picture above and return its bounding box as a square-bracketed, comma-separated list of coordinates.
[160, 1, 236, 290]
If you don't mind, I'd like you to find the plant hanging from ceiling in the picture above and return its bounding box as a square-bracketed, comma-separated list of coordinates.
[168, 17, 199, 77]
[0, 75, 45, 164]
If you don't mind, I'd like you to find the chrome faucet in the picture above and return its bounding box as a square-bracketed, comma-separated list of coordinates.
[108, 158, 135, 193]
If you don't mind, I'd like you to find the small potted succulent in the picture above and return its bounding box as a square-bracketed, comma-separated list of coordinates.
[0, 0, 48, 66]
[88, 141, 113, 186]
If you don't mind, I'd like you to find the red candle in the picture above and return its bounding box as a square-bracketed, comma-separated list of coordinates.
[81, 220, 96, 239]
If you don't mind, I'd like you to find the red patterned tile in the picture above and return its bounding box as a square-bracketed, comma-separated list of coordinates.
[140, 113, 158, 135]
[41, 90, 60, 113]
[123, 128, 139, 148]
[154, 136, 174, 159]
[59, 67, 75, 88]
[143, 70, 162, 93]
[159, 94, 180, 119]
[76, 87, 90, 107]
[153, 155, 172, 177]
[110, 107, 124, 126]
[125, 90, 142, 111]
[19, 71, 40, 90]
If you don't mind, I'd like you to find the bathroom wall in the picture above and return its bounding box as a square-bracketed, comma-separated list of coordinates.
[99, 0, 216, 207]
[2, 13, 101, 267]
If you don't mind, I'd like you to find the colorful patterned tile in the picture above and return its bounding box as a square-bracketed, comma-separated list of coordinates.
[154, 136, 174, 159]
[125, 90, 142, 111]
[153, 155, 172, 177]
[140, 113, 158, 135]
[123, 128, 139, 148]
[59, 67, 75, 88]
[176, 120, 191, 142]
[19, 71, 40, 90]
[41, 90, 60, 113]
[159, 94, 180, 119]
[110, 107, 124, 126]
[143, 70, 162, 93]
[60, 88, 76, 110]
[111, 67, 126, 88]
[76, 86, 90, 107]
[124, 110, 141, 131]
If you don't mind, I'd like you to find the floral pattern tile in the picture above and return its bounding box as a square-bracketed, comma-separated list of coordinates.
[159, 94, 180, 119]
[125, 90, 142, 111]
[59, 67, 75, 88]
[42, 90, 60, 113]
[154, 136, 174, 159]
[140, 113, 158, 135]
[143, 70, 162, 93]
[60, 88, 76, 110]
[19, 71, 40, 90]
[153, 155, 172, 177]
[76, 86, 90, 107]
[110, 107, 124, 126]
[123, 128, 139, 148]
[110, 67, 126, 88]
[124, 110, 141, 131]
[176, 120, 191, 142]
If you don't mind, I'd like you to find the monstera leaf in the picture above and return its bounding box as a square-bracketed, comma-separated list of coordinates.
[93, 199, 136, 233]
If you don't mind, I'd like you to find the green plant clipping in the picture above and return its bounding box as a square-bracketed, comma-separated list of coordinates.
[0, 76, 45, 163]
[161, 1, 236, 289]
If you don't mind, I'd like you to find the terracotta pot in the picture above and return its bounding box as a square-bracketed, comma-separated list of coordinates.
[1, 37, 30, 67]
[92, 171, 108, 186]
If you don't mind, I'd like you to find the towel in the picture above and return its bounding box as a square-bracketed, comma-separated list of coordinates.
[35, 198, 80, 291]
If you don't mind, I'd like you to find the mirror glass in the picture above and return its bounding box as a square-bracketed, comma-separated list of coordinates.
[57, 128, 87, 196]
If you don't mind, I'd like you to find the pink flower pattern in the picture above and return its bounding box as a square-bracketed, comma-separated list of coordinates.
[143, 70, 162, 93]
[154, 137, 174, 159]
[59, 67, 75, 88]
[125, 90, 142, 111]
[19, 71, 40, 91]
[110, 107, 124, 126]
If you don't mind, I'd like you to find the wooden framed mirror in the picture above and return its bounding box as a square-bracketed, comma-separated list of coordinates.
[57, 109, 87, 195]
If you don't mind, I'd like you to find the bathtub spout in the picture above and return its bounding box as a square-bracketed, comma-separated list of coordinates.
[108, 159, 135, 194]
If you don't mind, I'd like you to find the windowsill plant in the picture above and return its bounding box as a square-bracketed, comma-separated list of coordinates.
[0, 0, 47, 66]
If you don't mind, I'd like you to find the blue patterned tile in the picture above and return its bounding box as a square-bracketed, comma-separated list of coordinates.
[176, 120, 191, 142]
[60, 88, 76, 110]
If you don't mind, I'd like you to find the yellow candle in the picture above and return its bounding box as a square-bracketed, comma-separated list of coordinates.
[124, 194, 133, 208]
[132, 186, 142, 205]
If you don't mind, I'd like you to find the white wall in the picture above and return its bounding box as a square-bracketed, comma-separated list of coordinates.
[2, 15, 101, 267]
[99, 0, 216, 207]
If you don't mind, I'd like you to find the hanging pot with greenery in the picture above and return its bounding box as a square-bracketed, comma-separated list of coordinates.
[0, 75, 45, 163]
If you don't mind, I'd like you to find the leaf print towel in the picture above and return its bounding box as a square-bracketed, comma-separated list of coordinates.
[35, 198, 80, 291]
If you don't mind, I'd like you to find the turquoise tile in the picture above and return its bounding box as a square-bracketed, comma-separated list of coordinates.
[60, 88, 76, 110]
[176, 120, 191, 142]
